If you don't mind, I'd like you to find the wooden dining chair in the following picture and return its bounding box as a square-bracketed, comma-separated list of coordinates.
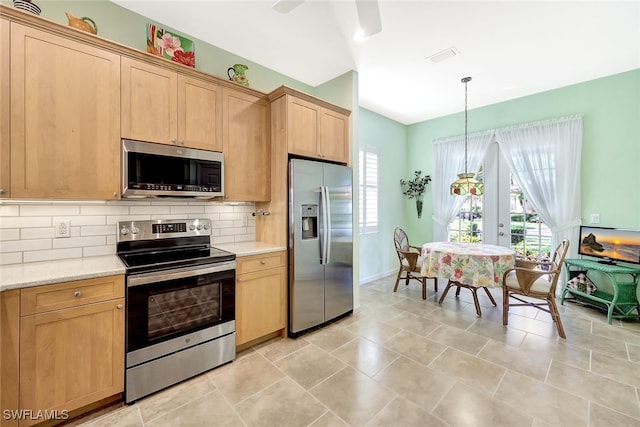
[393, 227, 438, 299]
[502, 240, 570, 338]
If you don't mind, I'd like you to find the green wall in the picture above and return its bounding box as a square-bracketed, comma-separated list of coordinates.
[404, 69, 640, 245]
[358, 108, 408, 282]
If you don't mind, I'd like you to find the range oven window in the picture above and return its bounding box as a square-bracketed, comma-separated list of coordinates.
[127, 269, 234, 352]
[148, 281, 222, 341]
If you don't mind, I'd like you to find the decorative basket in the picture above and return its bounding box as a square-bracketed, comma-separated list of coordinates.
[13, 0, 41, 15]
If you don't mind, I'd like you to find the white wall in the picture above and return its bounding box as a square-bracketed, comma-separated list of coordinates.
[0, 200, 256, 265]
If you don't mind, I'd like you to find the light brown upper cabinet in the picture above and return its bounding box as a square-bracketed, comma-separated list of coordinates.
[1, 18, 10, 198]
[121, 57, 223, 152]
[222, 88, 270, 201]
[319, 108, 350, 163]
[10, 23, 121, 200]
[285, 93, 350, 164]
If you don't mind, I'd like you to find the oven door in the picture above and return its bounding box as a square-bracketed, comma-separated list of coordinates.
[126, 261, 235, 354]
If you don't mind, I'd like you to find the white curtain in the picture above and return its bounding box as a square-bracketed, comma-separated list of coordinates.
[496, 116, 583, 259]
[431, 131, 494, 241]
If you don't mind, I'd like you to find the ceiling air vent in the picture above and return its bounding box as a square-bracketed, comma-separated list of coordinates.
[427, 47, 460, 64]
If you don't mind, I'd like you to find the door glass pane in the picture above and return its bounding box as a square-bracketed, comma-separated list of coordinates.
[449, 195, 483, 243]
[510, 177, 552, 259]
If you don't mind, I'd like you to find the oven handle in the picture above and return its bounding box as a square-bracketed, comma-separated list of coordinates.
[127, 261, 236, 287]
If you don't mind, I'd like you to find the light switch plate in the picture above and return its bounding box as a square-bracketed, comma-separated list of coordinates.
[590, 214, 600, 224]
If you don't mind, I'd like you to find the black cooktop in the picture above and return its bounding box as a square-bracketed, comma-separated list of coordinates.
[116, 219, 235, 274]
[118, 244, 235, 274]
[118, 247, 236, 268]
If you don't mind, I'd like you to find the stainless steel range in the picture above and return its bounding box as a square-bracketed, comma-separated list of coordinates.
[117, 218, 236, 403]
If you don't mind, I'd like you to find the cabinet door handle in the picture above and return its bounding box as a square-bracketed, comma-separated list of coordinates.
[0, 189, 4, 194]
[171, 138, 177, 144]
[180, 140, 185, 146]
[74, 291, 82, 298]
[260, 260, 267, 265]
[238, 278, 243, 282]
[117, 304, 123, 310]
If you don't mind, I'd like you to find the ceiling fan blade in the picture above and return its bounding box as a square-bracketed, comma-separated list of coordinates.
[355, 0, 382, 37]
[272, 0, 305, 14]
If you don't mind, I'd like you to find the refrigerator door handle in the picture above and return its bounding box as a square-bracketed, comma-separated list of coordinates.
[320, 185, 329, 264]
[324, 186, 332, 264]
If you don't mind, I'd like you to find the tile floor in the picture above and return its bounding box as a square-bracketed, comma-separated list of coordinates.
[74, 275, 640, 427]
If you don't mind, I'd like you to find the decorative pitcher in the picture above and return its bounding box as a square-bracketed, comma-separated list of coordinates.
[227, 64, 249, 86]
[65, 12, 98, 35]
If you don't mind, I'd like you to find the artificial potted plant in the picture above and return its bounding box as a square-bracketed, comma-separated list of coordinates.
[400, 171, 431, 218]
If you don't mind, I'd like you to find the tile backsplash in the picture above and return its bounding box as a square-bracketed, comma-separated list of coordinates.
[0, 200, 256, 265]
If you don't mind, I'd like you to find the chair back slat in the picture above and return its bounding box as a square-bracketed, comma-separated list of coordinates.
[548, 240, 570, 293]
[394, 228, 411, 264]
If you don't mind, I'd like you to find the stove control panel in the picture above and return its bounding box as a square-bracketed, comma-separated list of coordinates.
[117, 218, 211, 242]
[153, 223, 187, 234]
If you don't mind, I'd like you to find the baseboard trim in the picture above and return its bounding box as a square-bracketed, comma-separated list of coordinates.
[359, 270, 397, 285]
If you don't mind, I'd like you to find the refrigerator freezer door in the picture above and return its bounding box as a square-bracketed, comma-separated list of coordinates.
[323, 163, 353, 320]
[289, 159, 325, 333]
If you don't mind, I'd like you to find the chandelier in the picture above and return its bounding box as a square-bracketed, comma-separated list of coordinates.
[450, 77, 483, 196]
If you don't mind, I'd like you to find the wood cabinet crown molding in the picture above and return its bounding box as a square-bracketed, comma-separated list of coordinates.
[0, 4, 266, 99]
[268, 85, 351, 117]
[1, 5, 350, 127]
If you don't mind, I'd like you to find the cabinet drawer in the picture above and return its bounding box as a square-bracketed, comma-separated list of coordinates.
[20, 275, 125, 316]
[236, 251, 286, 275]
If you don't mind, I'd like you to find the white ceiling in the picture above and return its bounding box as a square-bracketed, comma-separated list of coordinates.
[111, 1, 640, 125]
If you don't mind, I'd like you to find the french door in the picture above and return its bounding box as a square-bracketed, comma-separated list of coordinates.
[482, 142, 507, 246]
[450, 142, 552, 258]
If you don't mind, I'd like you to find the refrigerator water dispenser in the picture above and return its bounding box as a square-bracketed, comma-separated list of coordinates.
[301, 204, 318, 239]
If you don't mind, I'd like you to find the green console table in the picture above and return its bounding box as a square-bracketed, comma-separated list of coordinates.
[561, 259, 640, 324]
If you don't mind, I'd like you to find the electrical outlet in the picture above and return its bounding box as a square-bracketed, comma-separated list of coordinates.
[241, 214, 248, 227]
[54, 220, 71, 238]
[590, 214, 600, 224]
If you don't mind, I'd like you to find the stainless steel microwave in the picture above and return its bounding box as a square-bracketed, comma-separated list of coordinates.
[121, 139, 224, 199]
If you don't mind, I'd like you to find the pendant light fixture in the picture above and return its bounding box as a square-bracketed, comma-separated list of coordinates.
[450, 76, 484, 196]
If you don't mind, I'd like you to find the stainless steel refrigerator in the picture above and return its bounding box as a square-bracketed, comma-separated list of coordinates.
[289, 158, 353, 335]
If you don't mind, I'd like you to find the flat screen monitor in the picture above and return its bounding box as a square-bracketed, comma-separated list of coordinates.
[578, 226, 640, 265]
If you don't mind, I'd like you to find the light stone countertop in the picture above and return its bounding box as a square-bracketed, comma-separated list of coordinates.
[0, 255, 126, 292]
[215, 241, 286, 257]
[0, 242, 286, 292]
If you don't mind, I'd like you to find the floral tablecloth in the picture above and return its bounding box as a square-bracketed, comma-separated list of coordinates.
[421, 242, 516, 288]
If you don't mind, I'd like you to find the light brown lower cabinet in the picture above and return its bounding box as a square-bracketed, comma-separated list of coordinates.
[236, 251, 287, 346]
[2, 276, 124, 427]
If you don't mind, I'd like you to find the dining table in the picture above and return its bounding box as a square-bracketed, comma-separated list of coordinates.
[420, 241, 516, 316]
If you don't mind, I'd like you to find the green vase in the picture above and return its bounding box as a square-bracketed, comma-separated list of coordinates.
[416, 194, 423, 219]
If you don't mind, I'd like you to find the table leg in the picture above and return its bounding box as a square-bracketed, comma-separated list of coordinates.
[438, 280, 455, 304]
[439, 280, 485, 317]
[469, 286, 482, 317]
[483, 287, 497, 306]
[607, 303, 614, 325]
